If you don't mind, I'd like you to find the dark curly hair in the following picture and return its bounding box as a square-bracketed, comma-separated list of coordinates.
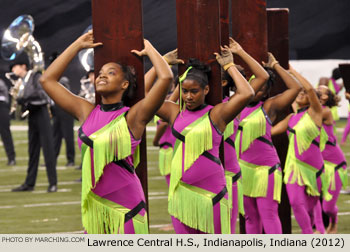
[117, 63, 137, 103]
[221, 67, 246, 91]
[184, 58, 211, 88]
[318, 87, 340, 107]
[261, 67, 276, 101]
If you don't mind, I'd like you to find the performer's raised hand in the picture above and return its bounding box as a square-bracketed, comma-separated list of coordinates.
[75, 30, 103, 50]
[228, 37, 243, 54]
[163, 49, 184, 65]
[214, 45, 234, 71]
[262, 52, 279, 69]
[131, 39, 153, 57]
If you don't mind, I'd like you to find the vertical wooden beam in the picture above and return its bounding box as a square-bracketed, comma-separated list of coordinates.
[91, 0, 149, 216]
[220, 0, 230, 47]
[339, 64, 350, 92]
[267, 8, 292, 234]
[220, 0, 230, 98]
[231, 0, 268, 78]
[231, 0, 268, 234]
[176, 0, 222, 106]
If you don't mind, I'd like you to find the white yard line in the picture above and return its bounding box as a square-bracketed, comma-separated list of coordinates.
[0, 181, 80, 189]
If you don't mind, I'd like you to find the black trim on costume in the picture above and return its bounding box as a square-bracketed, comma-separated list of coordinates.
[212, 186, 228, 206]
[238, 125, 243, 131]
[208, 109, 223, 135]
[326, 140, 337, 146]
[160, 142, 172, 148]
[261, 106, 273, 126]
[100, 102, 124, 112]
[124, 201, 146, 222]
[225, 137, 235, 149]
[316, 165, 325, 178]
[257, 136, 274, 147]
[78, 126, 135, 174]
[172, 126, 185, 142]
[287, 126, 319, 147]
[113, 160, 135, 174]
[287, 127, 296, 134]
[335, 161, 347, 171]
[202, 151, 221, 165]
[232, 171, 241, 183]
[78, 127, 93, 148]
[187, 103, 208, 111]
[297, 106, 309, 114]
[269, 163, 280, 175]
[312, 140, 320, 147]
[247, 101, 260, 107]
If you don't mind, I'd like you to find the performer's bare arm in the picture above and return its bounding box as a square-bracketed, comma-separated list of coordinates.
[263, 54, 302, 123]
[229, 37, 269, 94]
[271, 114, 293, 136]
[289, 66, 323, 127]
[40, 31, 102, 122]
[127, 40, 173, 140]
[211, 46, 254, 133]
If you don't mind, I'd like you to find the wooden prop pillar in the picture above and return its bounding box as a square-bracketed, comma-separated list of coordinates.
[231, 0, 268, 234]
[176, 0, 222, 106]
[220, 0, 230, 47]
[220, 0, 230, 98]
[267, 8, 292, 234]
[91, 0, 149, 215]
[231, 0, 268, 78]
[339, 64, 350, 92]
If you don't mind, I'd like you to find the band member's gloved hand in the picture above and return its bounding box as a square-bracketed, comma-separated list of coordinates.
[214, 46, 234, 71]
[228, 37, 244, 55]
[263, 52, 279, 69]
[163, 49, 184, 65]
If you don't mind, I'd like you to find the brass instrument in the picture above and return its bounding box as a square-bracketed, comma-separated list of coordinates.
[1, 15, 45, 117]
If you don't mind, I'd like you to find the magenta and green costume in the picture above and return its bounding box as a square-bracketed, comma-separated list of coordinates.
[285, 107, 330, 234]
[236, 101, 282, 234]
[327, 78, 342, 120]
[78, 103, 148, 234]
[321, 121, 348, 224]
[168, 104, 230, 234]
[223, 97, 244, 233]
[157, 119, 175, 185]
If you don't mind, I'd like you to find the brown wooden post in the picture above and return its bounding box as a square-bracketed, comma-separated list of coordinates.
[267, 8, 292, 234]
[91, 0, 149, 217]
[220, 0, 230, 47]
[339, 64, 350, 92]
[231, 0, 268, 234]
[231, 0, 268, 78]
[176, 0, 222, 106]
[220, 0, 230, 98]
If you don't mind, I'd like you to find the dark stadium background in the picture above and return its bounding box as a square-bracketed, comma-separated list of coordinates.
[0, 0, 349, 94]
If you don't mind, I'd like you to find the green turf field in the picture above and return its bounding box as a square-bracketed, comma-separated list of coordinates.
[0, 119, 349, 234]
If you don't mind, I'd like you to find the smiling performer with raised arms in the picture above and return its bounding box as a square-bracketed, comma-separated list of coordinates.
[40, 31, 173, 234]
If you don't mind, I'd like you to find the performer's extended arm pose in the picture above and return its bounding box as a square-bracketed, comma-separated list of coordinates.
[272, 67, 328, 234]
[313, 85, 346, 234]
[221, 38, 269, 233]
[155, 46, 254, 234]
[40, 31, 173, 234]
[233, 41, 302, 233]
